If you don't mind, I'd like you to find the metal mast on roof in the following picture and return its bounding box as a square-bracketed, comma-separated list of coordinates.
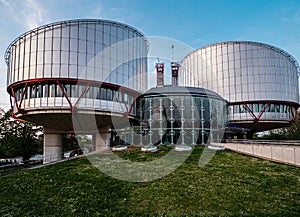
[171, 45, 179, 86]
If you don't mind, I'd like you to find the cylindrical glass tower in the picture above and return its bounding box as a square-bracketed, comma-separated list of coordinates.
[180, 41, 299, 132]
[5, 19, 148, 129]
[5, 19, 148, 163]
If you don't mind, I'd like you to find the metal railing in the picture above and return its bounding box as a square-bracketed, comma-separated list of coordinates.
[226, 139, 300, 146]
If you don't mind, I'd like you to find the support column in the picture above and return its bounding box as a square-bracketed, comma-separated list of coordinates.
[93, 126, 111, 151]
[43, 133, 64, 164]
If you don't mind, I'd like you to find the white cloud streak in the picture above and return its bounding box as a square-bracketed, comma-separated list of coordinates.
[91, 3, 128, 24]
[1, 0, 48, 30]
[23, 0, 46, 29]
[0, 0, 13, 11]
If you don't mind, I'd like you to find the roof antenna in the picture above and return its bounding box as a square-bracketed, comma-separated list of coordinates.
[171, 44, 174, 62]
[171, 44, 179, 86]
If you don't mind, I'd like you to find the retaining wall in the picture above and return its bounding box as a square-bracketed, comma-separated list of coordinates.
[213, 142, 300, 167]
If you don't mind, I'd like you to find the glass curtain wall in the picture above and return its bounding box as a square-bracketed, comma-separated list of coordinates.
[131, 95, 227, 145]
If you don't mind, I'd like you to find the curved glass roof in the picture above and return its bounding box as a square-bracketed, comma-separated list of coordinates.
[141, 86, 226, 101]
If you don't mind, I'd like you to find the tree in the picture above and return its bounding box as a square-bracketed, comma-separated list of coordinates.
[0, 109, 43, 161]
[281, 112, 300, 139]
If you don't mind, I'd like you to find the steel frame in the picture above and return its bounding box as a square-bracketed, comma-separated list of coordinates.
[230, 100, 299, 124]
[8, 78, 140, 116]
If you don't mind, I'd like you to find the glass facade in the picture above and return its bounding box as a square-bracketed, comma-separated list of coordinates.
[6, 19, 148, 115]
[179, 41, 299, 127]
[230, 102, 296, 122]
[124, 87, 228, 145]
[12, 81, 137, 115]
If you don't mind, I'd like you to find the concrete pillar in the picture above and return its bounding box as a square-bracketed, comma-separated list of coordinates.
[93, 126, 111, 151]
[43, 133, 64, 164]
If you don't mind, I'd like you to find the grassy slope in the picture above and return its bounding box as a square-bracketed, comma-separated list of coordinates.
[0, 146, 299, 217]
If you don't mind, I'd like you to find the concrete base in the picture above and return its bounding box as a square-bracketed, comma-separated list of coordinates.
[43, 133, 64, 164]
[93, 126, 111, 151]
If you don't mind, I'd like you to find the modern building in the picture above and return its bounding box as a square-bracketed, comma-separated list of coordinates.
[179, 41, 299, 137]
[5, 19, 148, 162]
[135, 86, 227, 146]
[4, 19, 300, 162]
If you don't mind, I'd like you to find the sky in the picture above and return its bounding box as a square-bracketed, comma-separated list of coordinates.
[1, 0, 300, 110]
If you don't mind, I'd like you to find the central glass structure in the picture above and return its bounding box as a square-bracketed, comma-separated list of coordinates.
[131, 86, 227, 145]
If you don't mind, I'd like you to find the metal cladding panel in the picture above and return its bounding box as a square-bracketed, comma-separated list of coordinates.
[5, 20, 148, 119]
[179, 41, 299, 128]
[179, 41, 299, 105]
[5, 19, 148, 93]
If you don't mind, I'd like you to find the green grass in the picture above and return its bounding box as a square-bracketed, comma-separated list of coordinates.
[0, 146, 299, 216]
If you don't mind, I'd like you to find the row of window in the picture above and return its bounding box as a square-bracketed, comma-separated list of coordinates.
[14, 83, 135, 105]
[232, 103, 296, 114]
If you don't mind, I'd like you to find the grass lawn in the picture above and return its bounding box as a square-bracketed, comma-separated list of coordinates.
[0, 146, 299, 216]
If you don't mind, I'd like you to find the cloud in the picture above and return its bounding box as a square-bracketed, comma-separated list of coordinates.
[91, 3, 130, 24]
[0, 0, 13, 11]
[279, 6, 300, 23]
[192, 38, 207, 47]
[22, 0, 46, 29]
[1, 0, 48, 30]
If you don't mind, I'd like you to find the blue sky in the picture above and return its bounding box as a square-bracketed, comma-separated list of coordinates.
[1, 0, 300, 109]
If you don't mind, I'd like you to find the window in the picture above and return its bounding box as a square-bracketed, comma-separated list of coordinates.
[259, 103, 265, 112]
[86, 86, 95, 99]
[71, 85, 79, 98]
[43, 84, 49, 97]
[280, 104, 285, 113]
[96, 87, 101, 99]
[36, 84, 43, 98]
[101, 88, 107, 100]
[253, 104, 259, 113]
[49, 84, 56, 97]
[15, 88, 21, 101]
[56, 84, 63, 97]
[113, 90, 119, 102]
[247, 104, 253, 112]
[124, 93, 128, 104]
[128, 95, 134, 106]
[30, 85, 36, 98]
[107, 89, 112, 101]
[78, 85, 86, 98]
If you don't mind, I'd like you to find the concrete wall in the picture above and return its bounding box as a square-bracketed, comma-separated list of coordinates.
[93, 126, 111, 151]
[214, 142, 300, 167]
[43, 133, 64, 164]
